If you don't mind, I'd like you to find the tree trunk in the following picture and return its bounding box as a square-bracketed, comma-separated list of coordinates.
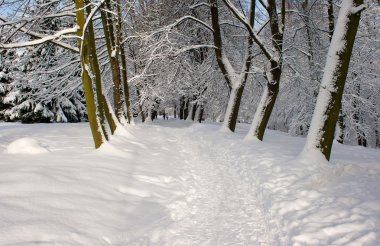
[336, 117, 345, 144]
[194, 104, 202, 123]
[116, 0, 134, 125]
[74, 0, 104, 148]
[328, 0, 335, 40]
[179, 97, 185, 120]
[120, 45, 134, 125]
[246, 81, 280, 140]
[221, 86, 245, 131]
[304, 0, 364, 160]
[101, 2, 124, 122]
[246, 0, 284, 140]
[145, 108, 152, 123]
[210, 0, 255, 132]
[85, 1, 109, 140]
[191, 102, 197, 121]
[186, 102, 194, 121]
[328, 0, 345, 145]
[353, 83, 367, 147]
[184, 98, 189, 120]
[375, 120, 380, 148]
[102, 94, 117, 134]
[135, 86, 145, 122]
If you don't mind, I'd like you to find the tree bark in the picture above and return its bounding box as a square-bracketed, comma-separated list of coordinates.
[328, 0, 345, 144]
[116, 0, 134, 124]
[85, 1, 109, 140]
[210, 0, 255, 132]
[246, 0, 283, 140]
[191, 102, 197, 121]
[135, 86, 145, 122]
[120, 45, 134, 124]
[186, 102, 194, 121]
[179, 97, 184, 120]
[102, 94, 117, 134]
[199, 107, 204, 123]
[194, 104, 202, 123]
[74, 0, 104, 148]
[184, 98, 189, 120]
[304, 0, 364, 160]
[101, 1, 124, 122]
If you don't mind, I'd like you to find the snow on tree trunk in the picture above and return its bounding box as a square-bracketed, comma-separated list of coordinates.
[210, 0, 254, 133]
[223, 0, 282, 139]
[100, 3, 124, 123]
[221, 86, 244, 132]
[145, 108, 153, 123]
[186, 103, 194, 121]
[116, 0, 134, 125]
[102, 94, 118, 134]
[304, 0, 364, 160]
[135, 86, 145, 123]
[328, 0, 346, 145]
[121, 44, 134, 125]
[85, 3, 109, 141]
[245, 81, 279, 141]
[194, 105, 202, 123]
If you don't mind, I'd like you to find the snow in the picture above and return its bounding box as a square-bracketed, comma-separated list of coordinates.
[18, 99, 33, 110]
[0, 120, 380, 245]
[6, 137, 49, 154]
[221, 52, 239, 84]
[0, 71, 7, 80]
[221, 88, 237, 132]
[111, 49, 117, 58]
[246, 86, 270, 139]
[34, 102, 44, 113]
[3, 90, 20, 104]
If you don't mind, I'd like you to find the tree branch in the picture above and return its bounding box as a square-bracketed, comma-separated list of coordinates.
[0, 24, 79, 52]
[222, 0, 273, 61]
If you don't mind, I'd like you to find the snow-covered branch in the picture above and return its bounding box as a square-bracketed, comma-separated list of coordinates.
[222, 0, 274, 61]
[171, 15, 214, 33]
[0, 25, 79, 51]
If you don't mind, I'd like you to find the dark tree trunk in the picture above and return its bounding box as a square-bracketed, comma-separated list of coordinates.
[184, 99, 189, 120]
[305, 0, 364, 160]
[100, 2, 124, 122]
[199, 107, 204, 123]
[191, 102, 197, 121]
[179, 97, 185, 120]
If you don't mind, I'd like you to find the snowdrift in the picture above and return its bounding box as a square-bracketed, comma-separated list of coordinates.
[0, 121, 379, 245]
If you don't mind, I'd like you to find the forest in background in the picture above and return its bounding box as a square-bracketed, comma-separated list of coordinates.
[0, 0, 379, 160]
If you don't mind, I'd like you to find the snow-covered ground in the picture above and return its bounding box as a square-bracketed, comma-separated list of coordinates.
[1, 120, 379, 245]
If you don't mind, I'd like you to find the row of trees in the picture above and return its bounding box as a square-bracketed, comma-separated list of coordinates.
[0, 0, 378, 160]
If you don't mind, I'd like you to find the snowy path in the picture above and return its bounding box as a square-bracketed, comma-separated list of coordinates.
[151, 123, 278, 245]
[1, 121, 380, 245]
[124, 121, 279, 245]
